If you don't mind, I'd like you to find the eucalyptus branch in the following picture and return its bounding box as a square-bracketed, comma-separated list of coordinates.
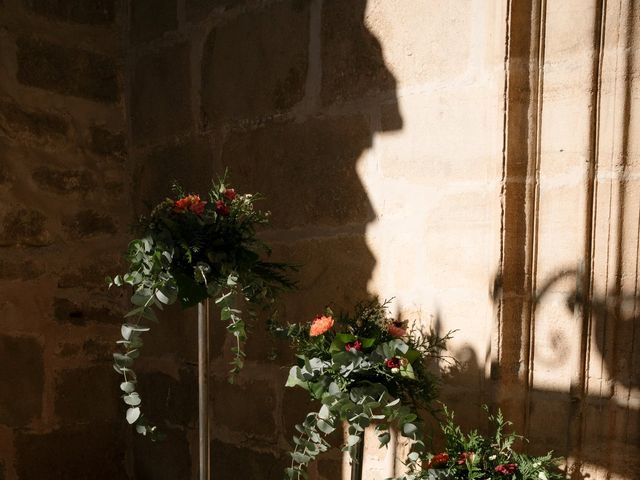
[108, 177, 294, 439]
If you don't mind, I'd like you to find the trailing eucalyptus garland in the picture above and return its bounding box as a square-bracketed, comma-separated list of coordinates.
[108, 175, 294, 439]
[273, 299, 453, 479]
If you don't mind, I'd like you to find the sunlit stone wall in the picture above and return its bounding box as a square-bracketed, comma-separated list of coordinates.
[0, 1, 638, 479]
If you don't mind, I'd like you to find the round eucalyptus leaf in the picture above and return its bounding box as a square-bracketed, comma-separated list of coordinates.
[126, 407, 141, 424]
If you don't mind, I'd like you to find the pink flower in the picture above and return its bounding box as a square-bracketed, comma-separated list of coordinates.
[215, 200, 230, 216]
[495, 463, 518, 475]
[457, 451, 474, 465]
[345, 340, 362, 352]
[385, 357, 401, 369]
[309, 315, 334, 337]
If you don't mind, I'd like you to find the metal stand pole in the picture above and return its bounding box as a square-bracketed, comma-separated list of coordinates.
[351, 430, 365, 480]
[198, 300, 210, 480]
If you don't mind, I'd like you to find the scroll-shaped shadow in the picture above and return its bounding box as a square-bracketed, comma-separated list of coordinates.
[490, 268, 640, 479]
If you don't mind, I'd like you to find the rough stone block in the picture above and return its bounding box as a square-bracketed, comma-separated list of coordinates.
[133, 136, 212, 207]
[0, 208, 51, 247]
[0, 335, 43, 427]
[220, 115, 374, 229]
[0, 258, 42, 280]
[62, 209, 117, 238]
[58, 254, 127, 291]
[269, 235, 375, 326]
[54, 365, 119, 424]
[22, 0, 115, 25]
[131, 0, 177, 44]
[16, 37, 119, 102]
[321, 0, 396, 105]
[201, 0, 309, 124]
[136, 367, 197, 427]
[211, 440, 285, 480]
[186, 0, 240, 22]
[133, 427, 192, 480]
[0, 101, 68, 146]
[14, 423, 127, 480]
[32, 165, 95, 194]
[90, 126, 125, 158]
[137, 304, 198, 362]
[131, 42, 192, 143]
[212, 377, 276, 438]
[358, 0, 473, 88]
[53, 297, 122, 325]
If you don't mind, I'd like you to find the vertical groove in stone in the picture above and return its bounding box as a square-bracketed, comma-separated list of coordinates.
[569, 0, 607, 473]
[497, 0, 544, 433]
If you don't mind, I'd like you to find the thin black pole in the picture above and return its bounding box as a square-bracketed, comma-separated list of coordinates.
[198, 300, 210, 480]
[351, 430, 365, 480]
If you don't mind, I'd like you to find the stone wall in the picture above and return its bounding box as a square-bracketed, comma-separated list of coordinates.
[0, 1, 638, 480]
[0, 1, 197, 479]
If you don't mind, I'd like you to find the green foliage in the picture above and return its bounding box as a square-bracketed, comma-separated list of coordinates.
[417, 405, 566, 480]
[274, 299, 453, 480]
[108, 173, 294, 439]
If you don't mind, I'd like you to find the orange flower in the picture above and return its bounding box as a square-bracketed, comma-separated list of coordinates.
[387, 319, 407, 338]
[309, 315, 334, 336]
[427, 452, 450, 468]
[174, 194, 207, 215]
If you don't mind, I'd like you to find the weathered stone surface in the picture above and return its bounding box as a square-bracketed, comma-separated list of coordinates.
[186, 0, 241, 22]
[14, 423, 128, 480]
[0, 335, 43, 427]
[22, 0, 115, 25]
[32, 165, 95, 193]
[133, 428, 192, 480]
[201, 0, 309, 124]
[58, 255, 127, 290]
[54, 365, 119, 424]
[63, 209, 117, 238]
[270, 235, 374, 324]
[220, 115, 374, 229]
[0, 258, 42, 280]
[53, 297, 122, 325]
[0, 208, 51, 246]
[211, 440, 285, 480]
[136, 368, 197, 427]
[317, 457, 342, 480]
[16, 37, 119, 102]
[90, 126, 125, 158]
[131, 0, 177, 44]
[321, 0, 396, 104]
[0, 101, 68, 145]
[134, 136, 212, 207]
[212, 377, 276, 438]
[131, 42, 192, 143]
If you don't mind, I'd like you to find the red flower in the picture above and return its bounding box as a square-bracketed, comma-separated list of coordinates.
[174, 194, 207, 215]
[224, 188, 237, 200]
[345, 340, 362, 352]
[495, 463, 518, 475]
[309, 315, 334, 337]
[215, 200, 230, 216]
[385, 357, 401, 369]
[427, 452, 449, 468]
[457, 451, 474, 465]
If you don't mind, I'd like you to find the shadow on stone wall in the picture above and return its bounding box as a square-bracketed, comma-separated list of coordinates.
[478, 269, 640, 479]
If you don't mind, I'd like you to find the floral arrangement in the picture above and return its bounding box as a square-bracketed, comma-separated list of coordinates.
[108, 174, 294, 439]
[274, 299, 452, 479]
[421, 405, 564, 479]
